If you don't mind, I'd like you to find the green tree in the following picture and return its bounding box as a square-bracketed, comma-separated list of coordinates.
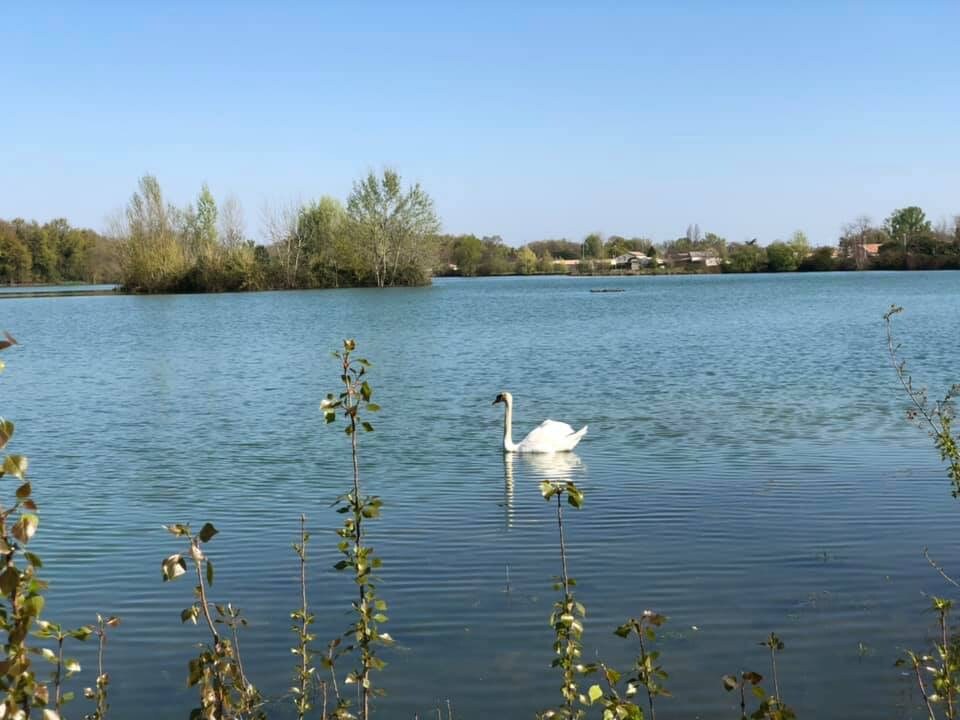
[788, 230, 809, 267]
[726, 242, 766, 273]
[118, 175, 188, 292]
[885, 206, 932, 254]
[452, 235, 483, 276]
[765, 241, 797, 272]
[0, 226, 32, 283]
[346, 169, 441, 288]
[582, 233, 604, 259]
[799, 246, 836, 271]
[298, 196, 348, 286]
[516, 246, 537, 274]
[195, 184, 218, 254]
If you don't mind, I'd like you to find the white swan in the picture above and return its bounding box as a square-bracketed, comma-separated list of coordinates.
[492, 391, 587, 453]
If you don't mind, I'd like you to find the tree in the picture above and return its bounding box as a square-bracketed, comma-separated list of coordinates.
[297, 196, 349, 286]
[452, 235, 483, 276]
[346, 169, 441, 288]
[219, 195, 246, 249]
[799, 246, 836, 272]
[582, 233, 604, 259]
[195, 184, 218, 254]
[516, 247, 537, 275]
[117, 175, 188, 292]
[0, 225, 32, 283]
[765, 241, 797, 272]
[538, 249, 555, 274]
[726, 242, 766, 272]
[788, 230, 810, 267]
[839, 215, 876, 270]
[885, 206, 932, 254]
[479, 236, 513, 275]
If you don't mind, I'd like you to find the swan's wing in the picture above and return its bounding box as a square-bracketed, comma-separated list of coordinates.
[519, 419, 585, 452]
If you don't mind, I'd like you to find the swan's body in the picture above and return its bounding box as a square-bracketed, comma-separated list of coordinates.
[493, 391, 587, 453]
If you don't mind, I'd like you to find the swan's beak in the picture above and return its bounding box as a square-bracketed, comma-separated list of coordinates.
[492, 394, 503, 405]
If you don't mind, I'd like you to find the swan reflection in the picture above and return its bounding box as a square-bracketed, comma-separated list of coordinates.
[502, 452, 585, 530]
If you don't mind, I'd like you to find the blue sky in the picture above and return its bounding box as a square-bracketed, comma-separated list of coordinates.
[2, 1, 958, 246]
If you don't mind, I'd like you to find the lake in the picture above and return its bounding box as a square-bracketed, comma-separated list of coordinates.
[5, 272, 960, 718]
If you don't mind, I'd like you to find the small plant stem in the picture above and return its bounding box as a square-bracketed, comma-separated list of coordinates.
[925, 547, 960, 589]
[738, 678, 747, 720]
[191, 543, 225, 716]
[297, 513, 310, 719]
[327, 642, 341, 701]
[54, 635, 64, 710]
[344, 353, 370, 720]
[320, 679, 328, 720]
[637, 628, 656, 720]
[193, 549, 220, 643]
[769, 645, 780, 703]
[231, 620, 250, 690]
[942, 607, 956, 720]
[555, 494, 569, 597]
[913, 657, 938, 720]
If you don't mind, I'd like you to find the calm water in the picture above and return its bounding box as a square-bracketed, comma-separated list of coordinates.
[5, 272, 960, 718]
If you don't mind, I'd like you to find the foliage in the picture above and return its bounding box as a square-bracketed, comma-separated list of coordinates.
[721, 633, 795, 720]
[725, 242, 767, 273]
[323, 340, 392, 720]
[886, 206, 933, 254]
[291, 514, 317, 720]
[82, 613, 120, 720]
[897, 597, 960, 720]
[764, 242, 798, 273]
[346, 169, 441, 288]
[517, 247, 538, 275]
[161, 522, 263, 720]
[884, 305, 960, 495]
[538, 480, 587, 720]
[0, 331, 56, 718]
[582, 234, 604, 259]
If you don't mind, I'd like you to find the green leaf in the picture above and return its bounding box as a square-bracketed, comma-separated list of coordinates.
[360, 381, 372, 401]
[15, 482, 31, 500]
[588, 684, 603, 703]
[197, 523, 218, 543]
[206, 559, 214, 586]
[722, 674, 738, 691]
[362, 421, 374, 432]
[366, 403, 381, 412]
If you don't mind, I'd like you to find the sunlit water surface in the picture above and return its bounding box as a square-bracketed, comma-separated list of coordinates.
[6, 272, 960, 719]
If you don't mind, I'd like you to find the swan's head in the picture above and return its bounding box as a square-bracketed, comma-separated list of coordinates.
[492, 391, 513, 406]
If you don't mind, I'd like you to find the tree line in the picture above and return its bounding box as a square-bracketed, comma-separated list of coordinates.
[4, 177, 959, 290]
[0, 218, 119, 285]
[115, 170, 440, 293]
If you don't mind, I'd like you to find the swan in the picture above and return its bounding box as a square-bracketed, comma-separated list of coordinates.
[492, 391, 587, 453]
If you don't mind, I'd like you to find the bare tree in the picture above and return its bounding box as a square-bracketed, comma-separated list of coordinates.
[220, 194, 246, 248]
[261, 200, 301, 288]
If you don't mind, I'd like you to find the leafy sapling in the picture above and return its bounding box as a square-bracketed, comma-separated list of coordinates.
[161, 522, 262, 720]
[34, 620, 92, 714]
[538, 480, 587, 720]
[323, 339, 391, 720]
[83, 613, 120, 720]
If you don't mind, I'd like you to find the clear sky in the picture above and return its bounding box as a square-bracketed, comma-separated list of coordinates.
[2, 1, 958, 247]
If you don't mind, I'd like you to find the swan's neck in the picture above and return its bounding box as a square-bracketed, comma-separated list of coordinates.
[502, 398, 518, 452]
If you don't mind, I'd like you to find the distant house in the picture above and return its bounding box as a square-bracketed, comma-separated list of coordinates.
[862, 243, 882, 257]
[613, 251, 648, 270]
[612, 251, 661, 270]
[670, 250, 720, 267]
